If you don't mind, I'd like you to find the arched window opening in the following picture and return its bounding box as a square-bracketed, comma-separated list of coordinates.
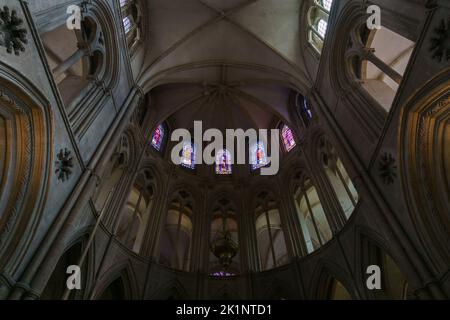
[352, 26, 415, 111]
[254, 192, 288, 271]
[41, 242, 86, 299]
[123, 16, 132, 34]
[151, 123, 166, 152]
[251, 141, 269, 171]
[215, 149, 232, 175]
[209, 198, 239, 275]
[120, 0, 142, 51]
[308, 0, 334, 53]
[294, 178, 332, 254]
[296, 93, 313, 127]
[159, 190, 194, 271]
[320, 137, 359, 219]
[0, 84, 52, 261]
[116, 171, 154, 254]
[367, 244, 411, 299]
[280, 124, 296, 153]
[41, 17, 104, 108]
[180, 141, 196, 170]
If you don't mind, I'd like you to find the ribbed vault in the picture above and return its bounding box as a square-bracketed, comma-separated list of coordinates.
[137, 0, 311, 93]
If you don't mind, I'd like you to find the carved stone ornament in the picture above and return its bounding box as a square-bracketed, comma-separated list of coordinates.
[378, 153, 397, 185]
[0, 6, 28, 55]
[55, 148, 74, 182]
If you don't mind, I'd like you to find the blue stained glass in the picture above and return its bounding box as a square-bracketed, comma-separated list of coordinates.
[303, 97, 313, 120]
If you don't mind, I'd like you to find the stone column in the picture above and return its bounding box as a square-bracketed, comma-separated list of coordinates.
[190, 184, 209, 273]
[240, 187, 260, 272]
[52, 47, 88, 79]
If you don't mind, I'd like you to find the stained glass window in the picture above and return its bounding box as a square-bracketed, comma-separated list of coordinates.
[181, 142, 196, 169]
[281, 125, 296, 152]
[251, 142, 268, 171]
[151, 124, 165, 151]
[296, 94, 313, 126]
[211, 271, 235, 277]
[216, 149, 232, 175]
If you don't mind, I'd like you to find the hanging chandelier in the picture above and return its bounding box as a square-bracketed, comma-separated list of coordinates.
[210, 230, 238, 271]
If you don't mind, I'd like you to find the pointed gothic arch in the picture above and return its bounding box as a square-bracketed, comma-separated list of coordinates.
[92, 128, 138, 219]
[399, 72, 450, 271]
[292, 172, 333, 254]
[158, 189, 196, 271]
[253, 189, 289, 271]
[358, 232, 411, 300]
[116, 167, 157, 254]
[0, 64, 53, 277]
[93, 261, 139, 300]
[309, 260, 356, 300]
[317, 135, 359, 220]
[40, 230, 94, 300]
[40, 0, 120, 124]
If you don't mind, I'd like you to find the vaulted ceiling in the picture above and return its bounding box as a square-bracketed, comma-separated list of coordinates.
[137, 0, 312, 132]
